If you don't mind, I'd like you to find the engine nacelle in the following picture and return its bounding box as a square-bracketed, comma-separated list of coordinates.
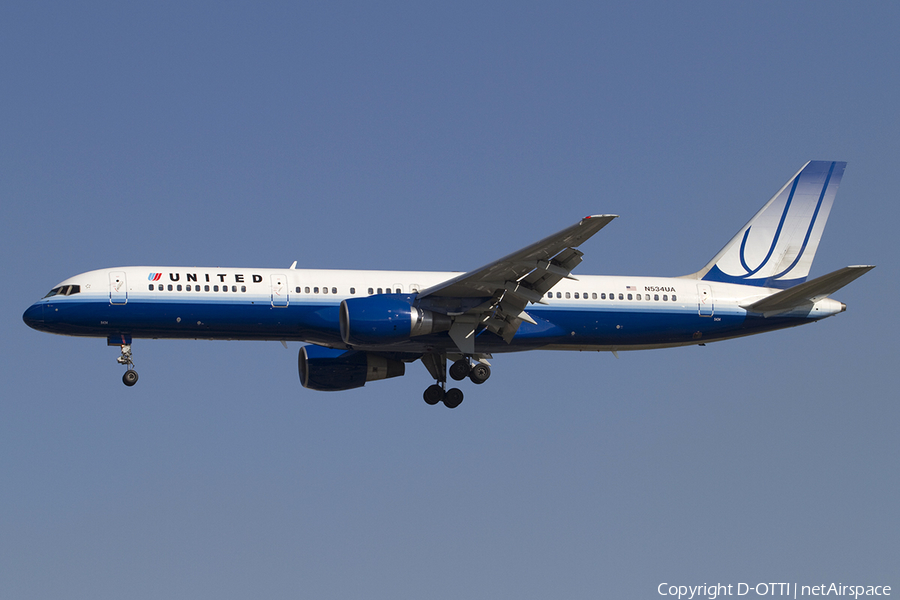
[339, 296, 451, 346]
[298, 345, 405, 391]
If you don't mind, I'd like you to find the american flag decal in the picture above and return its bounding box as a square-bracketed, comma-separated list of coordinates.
[626, 285, 636, 291]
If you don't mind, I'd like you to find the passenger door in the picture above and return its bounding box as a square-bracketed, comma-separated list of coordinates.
[109, 271, 127, 305]
[271, 274, 289, 307]
[697, 284, 714, 317]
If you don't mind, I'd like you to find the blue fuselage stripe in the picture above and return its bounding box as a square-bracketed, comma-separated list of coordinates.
[28, 296, 815, 353]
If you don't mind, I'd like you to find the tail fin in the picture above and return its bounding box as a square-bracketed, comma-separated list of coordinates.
[692, 161, 846, 289]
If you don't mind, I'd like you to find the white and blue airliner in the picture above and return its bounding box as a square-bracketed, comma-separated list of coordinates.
[24, 161, 873, 408]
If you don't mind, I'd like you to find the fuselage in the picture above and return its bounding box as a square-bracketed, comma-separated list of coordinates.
[22, 266, 845, 354]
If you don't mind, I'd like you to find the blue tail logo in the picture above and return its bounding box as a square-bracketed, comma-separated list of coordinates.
[697, 161, 845, 289]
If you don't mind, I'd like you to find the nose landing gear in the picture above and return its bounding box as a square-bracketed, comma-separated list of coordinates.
[116, 344, 138, 386]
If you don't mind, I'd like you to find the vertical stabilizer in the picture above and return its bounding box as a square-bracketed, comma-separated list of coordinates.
[694, 161, 845, 289]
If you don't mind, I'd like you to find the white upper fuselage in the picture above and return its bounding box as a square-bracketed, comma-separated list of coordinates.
[26, 265, 845, 353]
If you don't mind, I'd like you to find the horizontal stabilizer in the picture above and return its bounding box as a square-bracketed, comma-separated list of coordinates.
[741, 265, 874, 314]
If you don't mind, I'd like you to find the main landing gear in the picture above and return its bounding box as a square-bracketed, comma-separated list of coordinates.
[423, 383, 463, 408]
[449, 358, 491, 385]
[421, 354, 491, 409]
[117, 344, 139, 387]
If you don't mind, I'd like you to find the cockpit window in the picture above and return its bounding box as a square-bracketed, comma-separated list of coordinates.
[42, 285, 81, 298]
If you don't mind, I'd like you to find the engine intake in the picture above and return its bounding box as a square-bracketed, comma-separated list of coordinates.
[340, 296, 451, 346]
[298, 345, 405, 391]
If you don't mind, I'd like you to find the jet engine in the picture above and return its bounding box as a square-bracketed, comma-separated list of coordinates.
[339, 296, 451, 346]
[298, 345, 405, 391]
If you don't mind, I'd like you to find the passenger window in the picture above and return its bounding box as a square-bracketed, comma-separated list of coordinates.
[600, 293, 606, 300]
[314, 287, 319, 294]
[205, 285, 210, 291]
[168, 284, 173, 291]
[377, 288, 383, 294]
[241, 286, 246, 292]
[618, 293, 623, 300]
[295, 287, 301, 293]
[232, 286, 237, 292]
[556, 292, 561, 298]
[583, 292, 588, 299]
[627, 293, 632, 300]
[223, 285, 228, 292]
[149, 284, 154, 291]
[368, 288, 374, 295]
[305, 287, 310, 294]
[574, 292, 579, 299]
[333, 287, 338, 294]
[654, 294, 659, 301]
[547, 292, 553, 298]
[323, 287, 328, 294]
[350, 287, 356, 294]
[395, 288, 401, 294]
[672, 294, 677, 301]
[213, 285, 218, 292]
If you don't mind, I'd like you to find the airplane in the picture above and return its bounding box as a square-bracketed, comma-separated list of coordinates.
[23, 161, 873, 408]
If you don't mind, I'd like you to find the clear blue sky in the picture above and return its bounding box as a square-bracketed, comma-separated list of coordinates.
[2, 2, 897, 598]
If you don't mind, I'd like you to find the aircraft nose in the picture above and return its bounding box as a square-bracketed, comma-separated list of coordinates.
[22, 303, 44, 329]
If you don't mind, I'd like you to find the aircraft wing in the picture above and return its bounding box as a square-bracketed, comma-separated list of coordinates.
[418, 214, 618, 352]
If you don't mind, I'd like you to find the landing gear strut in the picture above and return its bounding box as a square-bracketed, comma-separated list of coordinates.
[117, 344, 139, 386]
